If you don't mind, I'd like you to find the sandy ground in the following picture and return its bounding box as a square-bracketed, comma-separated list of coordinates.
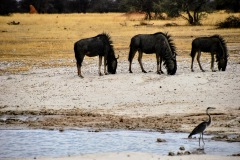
[1, 57, 240, 159]
[17, 152, 240, 160]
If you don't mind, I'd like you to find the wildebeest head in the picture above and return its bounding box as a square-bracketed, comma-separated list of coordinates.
[107, 56, 118, 74]
[107, 47, 119, 74]
[165, 57, 177, 75]
[218, 58, 227, 71]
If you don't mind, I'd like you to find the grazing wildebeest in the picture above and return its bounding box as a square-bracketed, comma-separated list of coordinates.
[74, 33, 118, 78]
[190, 35, 228, 72]
[128, 32, 177, 75]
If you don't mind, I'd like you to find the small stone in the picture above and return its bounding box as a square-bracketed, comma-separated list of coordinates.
[232, 153, 240, 156]
[59, 128, 64, 132]
[177, 151, 183, 155]
[179, 146, 185, 150]
[184, 151, 191, 155]
[168, 152, 175, 156]
[156, 138, 166, 142]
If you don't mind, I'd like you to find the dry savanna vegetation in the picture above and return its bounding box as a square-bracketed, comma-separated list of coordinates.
[0, 11, 240, 75]
[1, 12, 240, 139]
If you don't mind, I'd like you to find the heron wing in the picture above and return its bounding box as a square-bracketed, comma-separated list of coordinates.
[188, 121, 208, 138]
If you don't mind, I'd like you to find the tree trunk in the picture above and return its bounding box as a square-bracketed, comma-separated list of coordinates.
[186, 8, 194, 25]
[145, 11, 151, 20]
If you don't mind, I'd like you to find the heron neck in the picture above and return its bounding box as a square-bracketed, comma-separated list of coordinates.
[207, 110, 211, 126]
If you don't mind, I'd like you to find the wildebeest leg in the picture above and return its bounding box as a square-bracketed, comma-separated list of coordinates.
[191, 50, 196, 72]
[128, 48, 137, 73]
[156, 54, 163, 74]
[76, 63, 83, 78]
[76, 55, 85, 78]
[211, 53, 216, 72]
[156, 54, 160, 74]
[138, 51, 147, 73]
[159, 56, 164, 74]
[197, 51, 205, 72]
[98, 56, 103, 76]
[104, 55, 108, 75]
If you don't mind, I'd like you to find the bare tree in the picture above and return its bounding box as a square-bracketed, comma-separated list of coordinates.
[181, 0, 209, 25]
[158, 0, 211, 25]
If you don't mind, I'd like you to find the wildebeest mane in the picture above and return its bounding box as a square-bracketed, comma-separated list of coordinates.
[155, 32, 177, 74]
[95, 33, 113, 46]
[96, 33, 118, 74]
[211, 35, 228, 59]
[154, 32, 177, 59]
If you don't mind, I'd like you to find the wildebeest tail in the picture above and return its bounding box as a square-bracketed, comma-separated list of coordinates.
[128, 45, 134, 62]
[190, 49, 195, 58]
[190, 41, 197, 58]
[74, 42, 80, 63]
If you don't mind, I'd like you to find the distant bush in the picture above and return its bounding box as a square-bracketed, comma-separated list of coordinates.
[216, 16, 240, 28]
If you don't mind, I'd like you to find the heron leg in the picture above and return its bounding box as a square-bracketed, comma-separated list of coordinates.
[202, 132, 205, 146]
[199, 133, 201, 147]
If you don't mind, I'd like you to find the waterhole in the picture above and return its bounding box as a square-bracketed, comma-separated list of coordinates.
[0, 130, 239, 158]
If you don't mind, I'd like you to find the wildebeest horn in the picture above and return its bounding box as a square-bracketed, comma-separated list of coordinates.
[116, 55, 119, 59]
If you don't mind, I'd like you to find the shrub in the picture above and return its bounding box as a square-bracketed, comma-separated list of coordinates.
[216, 16, 240, 28]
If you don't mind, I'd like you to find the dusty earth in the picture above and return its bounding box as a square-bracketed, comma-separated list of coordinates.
[0, 56, 240, 142]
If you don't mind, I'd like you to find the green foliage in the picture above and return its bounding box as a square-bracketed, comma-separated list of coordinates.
[0, 0, 18, 15]
[216, 16, 240, 28]
[214, 0, 240, 12]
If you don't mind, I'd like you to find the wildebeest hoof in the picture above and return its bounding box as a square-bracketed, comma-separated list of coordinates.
[99, 73, 103, 76]
[105, 72, 108, 75]
[191, 69, 194, 72]
[143, 70, 147, 73]
[129, 70, 133, 73]
[157, 70, 164, 74]
[78, 75, 84, 78]
[201, 70, 205, 72]
[212, 70, 216, 72]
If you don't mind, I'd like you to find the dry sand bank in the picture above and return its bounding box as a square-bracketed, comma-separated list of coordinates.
[0, 59, 239, 136]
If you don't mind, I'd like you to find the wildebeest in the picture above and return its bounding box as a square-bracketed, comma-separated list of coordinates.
[74, 33, 118, 78]
[190, 35, 228, 72]
[128, 32, 177, 75]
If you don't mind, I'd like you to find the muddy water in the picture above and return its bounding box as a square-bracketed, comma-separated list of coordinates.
[0, 130, 239, 159]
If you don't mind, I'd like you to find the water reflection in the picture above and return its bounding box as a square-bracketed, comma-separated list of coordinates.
[0, 130, 239, 158]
